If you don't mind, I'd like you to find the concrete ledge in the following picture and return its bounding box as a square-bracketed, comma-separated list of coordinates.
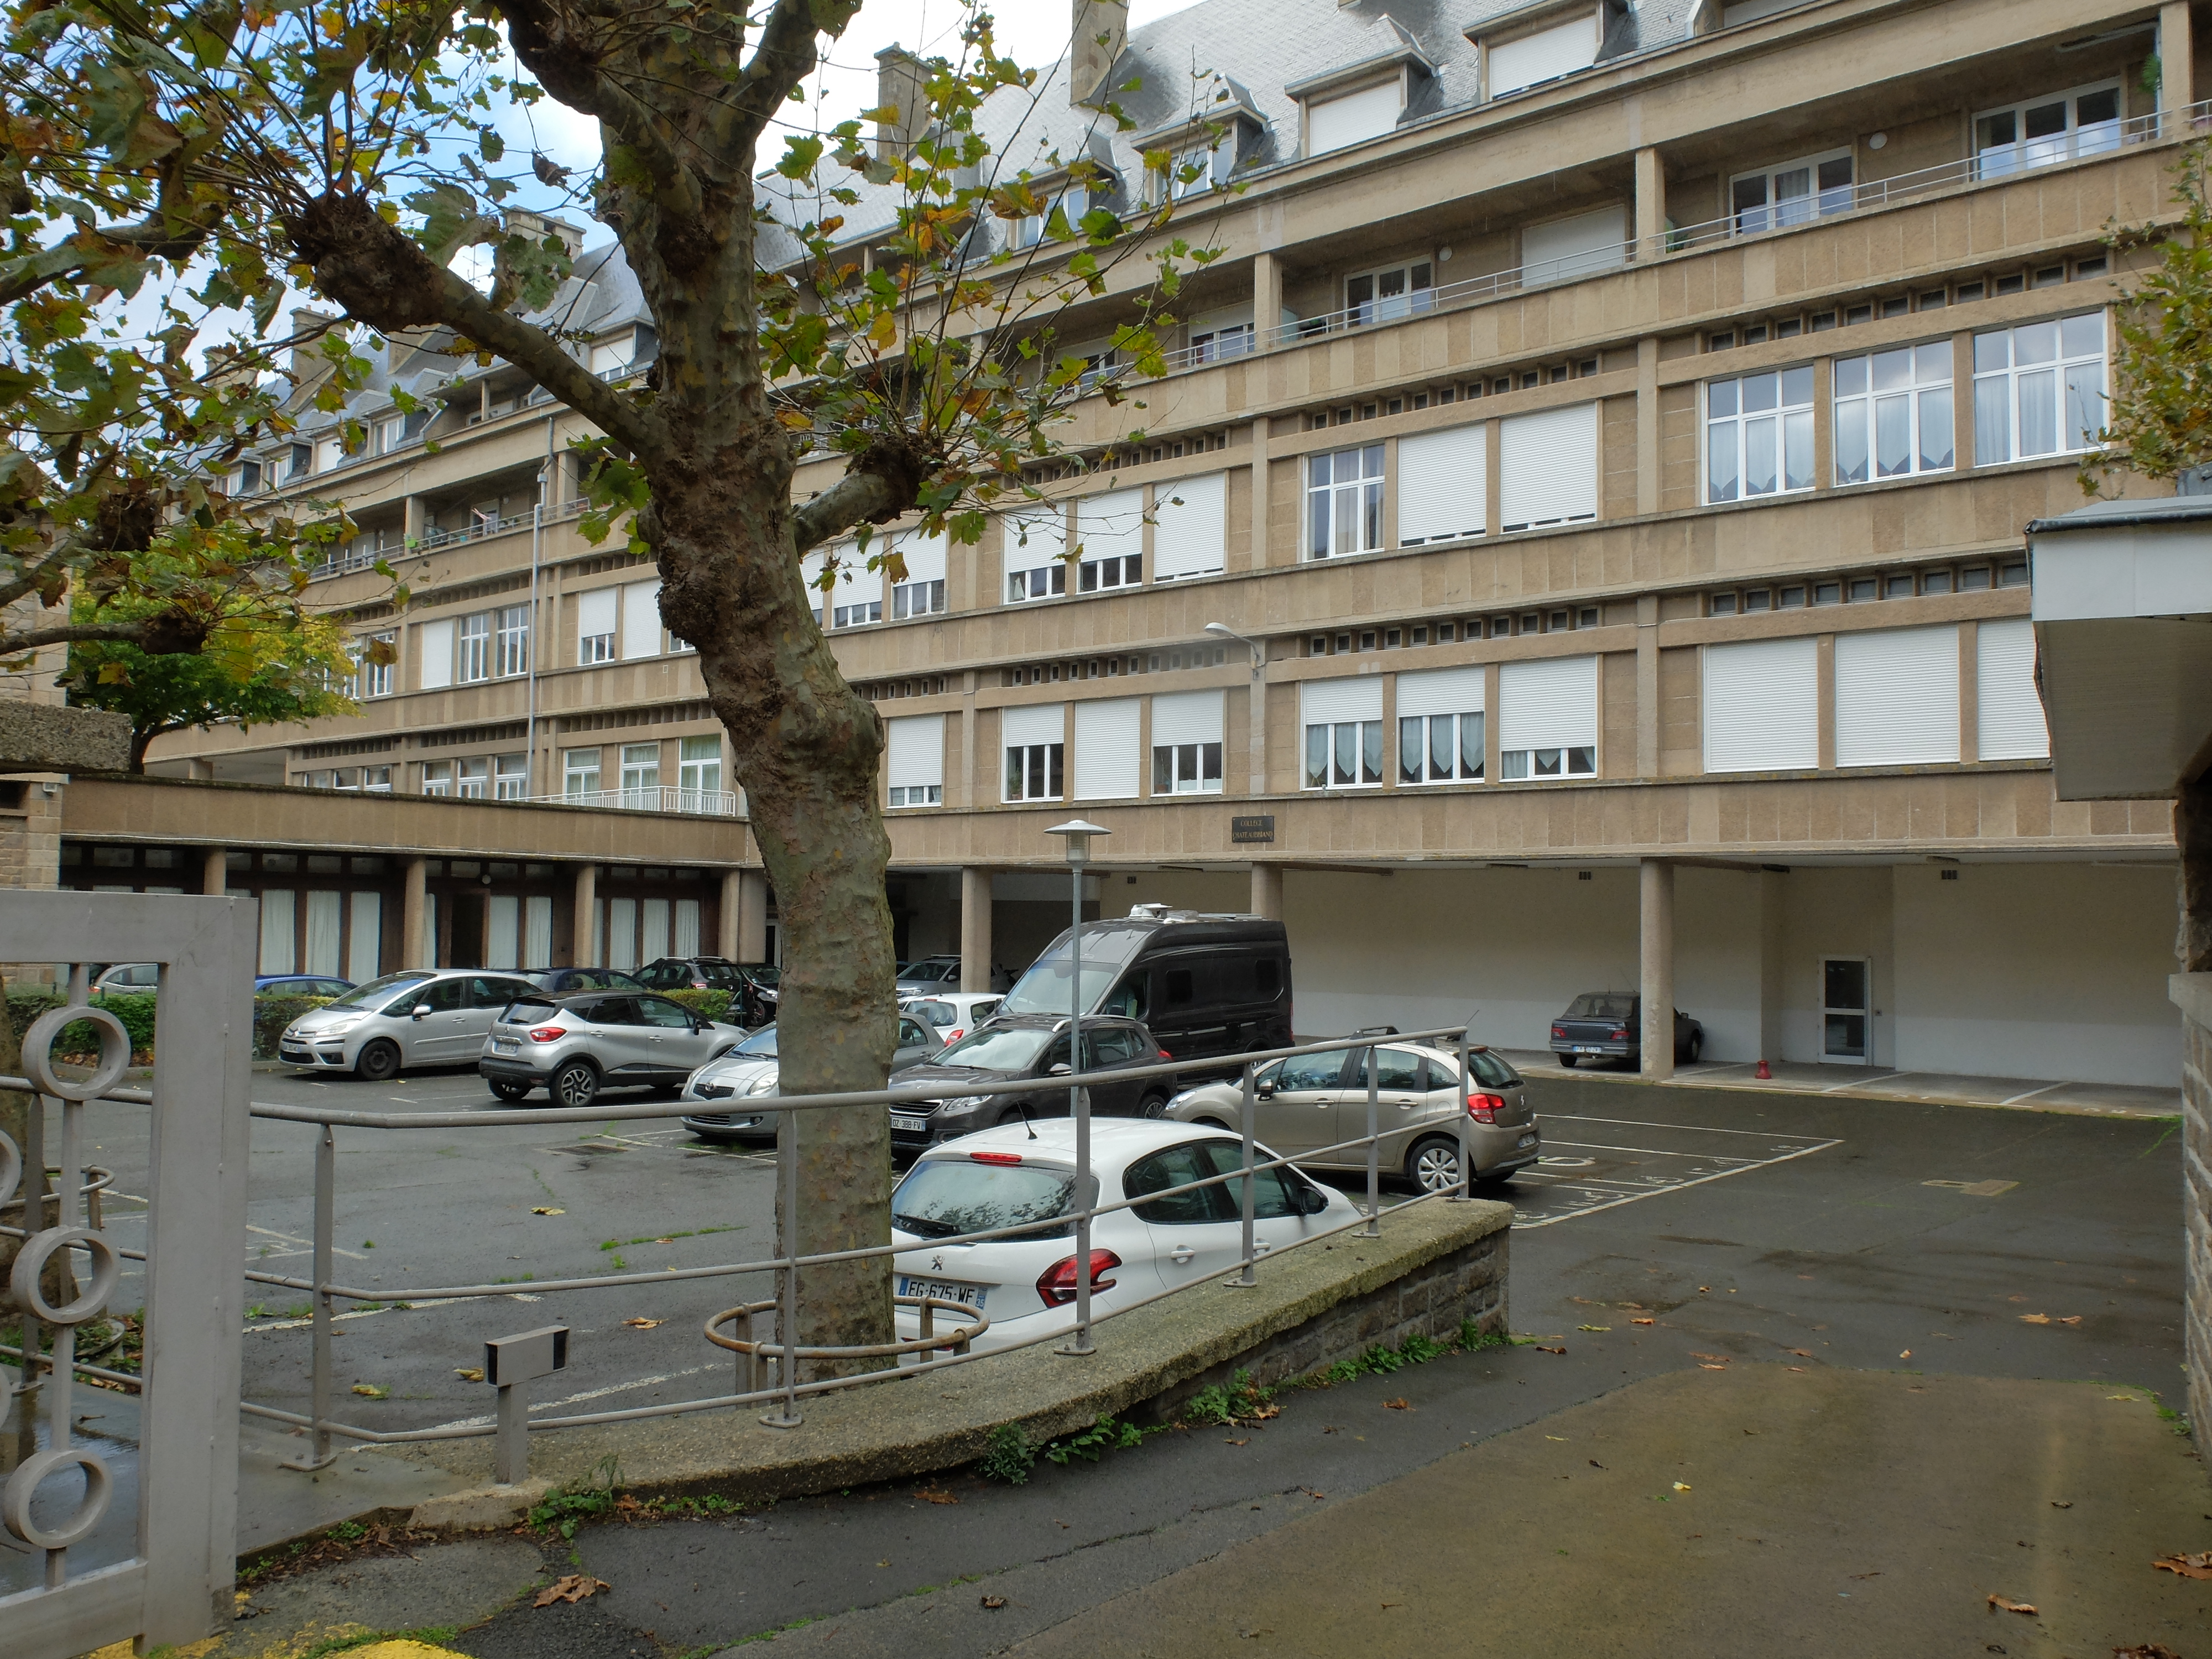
[0, 703, 129, 774]
[406, 1478, 555, 1532]
[393, 1197, 1511, 1519]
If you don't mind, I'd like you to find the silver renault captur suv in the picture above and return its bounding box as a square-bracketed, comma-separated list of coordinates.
[278, 969, 542, 1082]
[482, 988, 749, 1108]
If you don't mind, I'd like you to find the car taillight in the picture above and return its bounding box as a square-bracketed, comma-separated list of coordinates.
[969, 1151, 1023, 1165]
[1551, 1025, 1566, 1039]
[1467, 1092, 1506, 1124]
[1610, 1027, 1630, 1040]
[1037, 1249, 1121, 1307]
[528, 1026, 565, 1043]
[1156, 1048, 1171, 1060]
[947, 1028, 965, 1041]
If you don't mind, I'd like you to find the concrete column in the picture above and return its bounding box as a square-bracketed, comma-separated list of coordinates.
[1253, 250, 1282, 348]
[1635, 337, 1660, 515]
[718, 868, 743, 957]
[1640, 859, 1675, 1081]
[1249, 863, 1282, 920]
[1633, 145, 1666, 259]
[401, 855, 428, 969]
[1248, 420, 1271, 570]
[1635, 594, 1661, 779]
[201, 846, 227, 896]
[738, 868, 770, 963]
[1758, 869, 1787, 1063]
[961, 867, 993, 992]
[403, 495, 427, 547]
[1958, 621, 1980, 764]
[1246, 659, 1269, 796]
[572, 862, 597, 965]
[2164, 1, 2197, 125]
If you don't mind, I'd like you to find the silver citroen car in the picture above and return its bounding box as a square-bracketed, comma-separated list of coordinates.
[1163, 1038, 1541, 1194]
[277, 969, 542, 1082]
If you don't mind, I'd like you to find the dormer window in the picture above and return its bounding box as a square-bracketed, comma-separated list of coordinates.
[1013, 182, 1088, 251]
[588, 332, 635, 376]
[1475, 2, 1610, 101]
[1304, 79, 1403, 157]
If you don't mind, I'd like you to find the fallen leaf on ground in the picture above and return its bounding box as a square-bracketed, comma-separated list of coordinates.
[1788, 1349, 1813, 1358]
[1986, 1594, 2036, 1615]
[980, 1594, 1008, 1610]
[1698, 1286, 1710, 1293]
[915, 1488, 958, 1505]
[535, 1575, 606, 1607]
[2154, 1552, 2212, 1580]
[1631, 1317, 1655, 1326]
[1577, 1324, 1610, 1332]
[1850, 1572, 1881, 1580]
[1672, 1482, 1692, 1492]
[1900, 1350, 1912, 1359]
[2019, 1314, 2052, 1325]
[1302, 1488, 1327, 1500]
[350, 1383, 389, 1399]
[1691, 1352, 1728, 1362]
[1535, 1345, 1566, 1355]
[653, 1237, 674, 1244]
[622, 1317, 665, 1329]
[1589, 1459, 1606, 1469]
[1224, 1437, 1250, 1446]
[1699, 1364, 1728, 1371]
[1545, 1434, 1568, 1442]
[1786, 1366, 1807, 1373]
[530, 1207, 564, 1216]
[1382, 1398, 1412, 1411]
[2051, 1500, 2073, 1509]
[454, 1368, 484, 1383]
[2057, 1316, 2083, 1326]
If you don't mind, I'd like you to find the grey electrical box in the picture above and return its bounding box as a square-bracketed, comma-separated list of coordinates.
[484, 1326, 569, 1386]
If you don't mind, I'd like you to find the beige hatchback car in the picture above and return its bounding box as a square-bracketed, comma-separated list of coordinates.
[1163, 1039, 1541, 1193]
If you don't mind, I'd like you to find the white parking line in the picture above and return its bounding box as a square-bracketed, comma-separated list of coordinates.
[424, 1361, 727, 1431]
[1542, 1138, 1761, 1162]
[1509, 1136, 1840, 1228]
[1537, 1113, 1835, 1141]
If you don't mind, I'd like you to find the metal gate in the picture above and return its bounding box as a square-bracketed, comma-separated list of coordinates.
[2, 891, 256, 1657]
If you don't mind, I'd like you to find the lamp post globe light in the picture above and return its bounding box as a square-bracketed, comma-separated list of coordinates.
[1203, 620, 1263, 678]
[1043, 818, 1109, 1354]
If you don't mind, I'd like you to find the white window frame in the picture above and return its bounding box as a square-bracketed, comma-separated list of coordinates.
[1395, 667, 1488, 785]
[1728, 149, 1854, 236]
[1834, 341, 1955, 485]
[1005, 508, 1070, 603]
[1345, 260, 1433, 327]
[1305, 444, 1386, 561]
[1497, 656, 1598, 780]
[1971, 312, 2107, 466]
[1305, 77, 1404, 156]
[372, 414, 406, 456]
[362, 765, 392, 793]
[563, 747, 602, 797]
[1191, 322, 1254, 363]
[1003, 740, 1065, 802]
[1974, 81, 2124, 180]
[1302, 716, 1383, 790]
[1013, 181, 1089, 251]
[577, 587, 618, 665]
[493, 603, 530, 677]
[456, 757, 489, 799]
[494, 753, 529, 801]
[421, 759, 452, 797]
[886, 713, 943, 809]
[1152, 738, 1222, 793]
[678, 734, 723, 801]
[456, 612, 491, 683]
[1704, 366, 1816, 504]
[619, 742, 661, 801]
[355, 632, 394, 699]
[314, 434, 346, 474]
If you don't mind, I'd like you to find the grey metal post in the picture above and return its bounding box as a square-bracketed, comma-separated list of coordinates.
[1235, 1062, 1258, 1285]
[18, 1015, 45, 1406]
[494, 1377, 529, 1484]
[1452, 1027, 1475, 1203]
[1364, 1042, 1381, 1237]
[283, 1126, 337, 1470]
[1066, 860, 1094, 1354]
[762, 1110, 801, 1427]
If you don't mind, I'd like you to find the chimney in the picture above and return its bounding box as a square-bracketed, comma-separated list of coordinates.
[289, 307, 337, 379]
[1071, 0, 1129, 109]
[504, 208, 585, 261]
[874, 45, 928, 159]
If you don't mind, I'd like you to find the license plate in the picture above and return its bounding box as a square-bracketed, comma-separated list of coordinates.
[890, 1114, 927, 1132]
[1517, 1133, 1538, 1147]
[899, 1276, 985, 1311]
[493, 1037, 519, 1054]
[1574, 1045, 1605, 1054]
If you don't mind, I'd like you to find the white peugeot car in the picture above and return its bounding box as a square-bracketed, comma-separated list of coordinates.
[889, 1119, 1361, 1355]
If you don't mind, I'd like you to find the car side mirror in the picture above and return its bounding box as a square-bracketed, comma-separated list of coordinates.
[411, 1004, 432, 1019]
[1299, 1184, 1329, 1215]
[1255, 1081, 1276, 1099]
[1048, 1062, 1072, 1077]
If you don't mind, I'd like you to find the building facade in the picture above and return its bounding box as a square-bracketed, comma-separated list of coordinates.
[92, 0, 2200, 1083]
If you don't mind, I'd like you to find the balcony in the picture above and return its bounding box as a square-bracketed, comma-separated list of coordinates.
[538, 786, 740, 818]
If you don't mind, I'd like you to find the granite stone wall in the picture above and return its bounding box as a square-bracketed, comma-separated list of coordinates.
[2175, 973, 2212, 1447]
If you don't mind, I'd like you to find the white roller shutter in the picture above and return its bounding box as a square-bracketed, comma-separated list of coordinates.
[621, 578, 662, 658]
[1152, 473, 1225, 580]
[893, 529, 946, 585]
[1396, 425, 1488, 546]
[418, 618, 454, 689]
[1703, 637, 1819, 773]
[1151, 688, 1225, 747]
[1307, 80, 1401, 156]
[1395, 665, 1487, 719]
[1003, 702, 1065, 749]
[886, 713, 946, 791]
[1500, 404, 1599, 530]
[577, 587, 617, 640]
[1076, 488, 1145, 564]
[1976, 618, 2049, 761]
[1073, 698, 1141, 800]
[1522, 206, 1628, 283]
[1499, 656, 1598, 750]
[1003, 507, 1066, 580]
[1836, 625, 1960, 766]
[1489, 16, 1597, 97]
[1301, 676, 1384, 726]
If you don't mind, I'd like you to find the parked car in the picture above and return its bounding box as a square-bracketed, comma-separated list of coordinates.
[900, 992, 1003, 1044]
[679, 1013, 945, 1142]
[255, 974, 354, 999]
[523, 967, 644, 993]
[889, 1119, 1359, 1355]
[997, 907, 1291, 1073]
[895, 955, 964, 992]
[1164, 1038, 1541, 1194]
[92, 962, 161, 996]
[886, 1015, 1170, 1156]
[1550, 994, 1704, 1067]
[480, 989, 748, 1107]
[278, 969, 541, 1081]
[637, 957, 779, 1025]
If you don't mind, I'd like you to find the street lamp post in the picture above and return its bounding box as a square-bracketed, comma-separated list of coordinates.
[1045, 817, 1109, 1356]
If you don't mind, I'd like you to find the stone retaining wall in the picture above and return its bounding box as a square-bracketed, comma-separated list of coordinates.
[2172, 973, 2212, 1446]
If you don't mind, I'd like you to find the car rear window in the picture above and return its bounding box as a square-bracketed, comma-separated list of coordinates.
[891, 1160, 1075, 1240]
[1469, 1048, 1521, 1088]
[504, 999, 560, 1025]
[910, 1000, 956, 1026]
[1566, 993, 1636, 1020]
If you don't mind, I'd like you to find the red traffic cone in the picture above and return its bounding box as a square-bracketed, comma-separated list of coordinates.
[1755, 1058, 1772, 1080]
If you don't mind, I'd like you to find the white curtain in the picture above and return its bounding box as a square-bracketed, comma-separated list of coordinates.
[259, 889, 296, 974]
[608, 898, 638, 969]
[487, 895, 521, 970]
[347, 892, 382, 982]
[642, 898, 672, 963]
[674, 899, 701, 958]
[525, 896, 554, 969]
[305, 891, 343, 977]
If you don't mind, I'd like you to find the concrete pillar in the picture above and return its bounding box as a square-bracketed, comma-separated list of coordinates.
[1758, 869, 1787, 1063]
[2164, 1, 2196, 125]
[1249, 863, 1282, 920]
[201, 846, 227, 896]
[1254, 249, 1282, 348]
[718, 868, 743, 958]
[1245, 658, 1269, 796]
[1248, 419, 1271, 571]
[1635, 594, 1661, 778]
[1640, 859, 1675, 1080]
[572, 862, 597, 966]
[403, 495, 427, 546]
[738, 868, 770, 963]
[1633, 145, 1666, 259]
[401, 855, 428, 969]
[1635, 337, 1660, 516]
[961, 867, 993, 992]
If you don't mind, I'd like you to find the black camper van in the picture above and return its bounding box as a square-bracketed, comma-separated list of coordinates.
[997, 906, 1292, 1067]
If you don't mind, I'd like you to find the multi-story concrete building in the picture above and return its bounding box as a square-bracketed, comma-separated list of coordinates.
[64, 0, 2202, 1084]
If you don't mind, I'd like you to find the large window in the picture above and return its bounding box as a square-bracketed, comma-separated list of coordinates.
[1499, 405, 1598, 530]
[1152, 473, 1226, 581]
[1973, 314, 2106, 465]
[1003, 705, 1065, 802]
[1301, 679, 1384, 791]
[456, 612, 491, 683]
[354, 632, 394, 698]
[891, 529, 947, 620]
[1975, 83, 2122, 179]
[578, 588, 617, 664]
[1004, 508, 1068, 603]
[619, 742, 660, 802]
[1306, 445, 1385, 560]
[1703, 637, 1818, 773]
[494, 604, 530, 677]
[621, 578, 662, 658]
[1498, 656, 1598, 779]
[1013, 182, 1087, 250]
[1151, 690, 1224, 794]
[1346, 260, 1433, 326]
[886, 714, 944, 808]
[1729, 151, 1853, 234]
[1836, 342, 1954, 484]
[456, 757, 489, 799]
[1705, 367, 1814, 503]
[1976, 617, 2049, 761]
[1396, 666, 1485, 784]
[1073, 698, 1142, 800]
[1076, 489, 1145, 591]
[563, 747, 602, 797]
[1835, 626, 1959, 766]
[421, 759, 452, 797]
[1306, 80, 1401, 156]
[494, 753, 529, 800]
[1396, 424, 1487, 546]
[1488, 15, 1597, 98]
[678, 735, 723, 800]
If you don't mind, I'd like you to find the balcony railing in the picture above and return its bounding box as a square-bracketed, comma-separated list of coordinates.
[539, 785, 740, 817]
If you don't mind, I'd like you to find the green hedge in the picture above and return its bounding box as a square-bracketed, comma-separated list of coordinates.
[7, 990, 159, 1061]
[663, 989, 734, 1025]
[254, 996, 334, 1061]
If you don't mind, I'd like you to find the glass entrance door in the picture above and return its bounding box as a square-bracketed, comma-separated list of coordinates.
[1822, 957, 1870, 1062]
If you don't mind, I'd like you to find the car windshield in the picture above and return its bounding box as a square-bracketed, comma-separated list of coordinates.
[910, 1000, 956, 1026]
[891, 1159, 1076, 1241]
[729, 1025, 778, 1057]
[747, 966, 781, 987]
[324, 972, 432, 1012]
[1566, 993, 1636, 1021]
[999, 923, 1151, 1016]
[901, 960, 956, 983]
[934, 1026, 1053, 1072]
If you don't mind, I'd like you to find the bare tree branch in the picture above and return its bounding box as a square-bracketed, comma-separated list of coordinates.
[731, 0, 853, 149]
[504, 0, 706, 224]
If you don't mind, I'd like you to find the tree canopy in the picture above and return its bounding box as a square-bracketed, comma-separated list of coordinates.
[2089, 138, 2212, 492]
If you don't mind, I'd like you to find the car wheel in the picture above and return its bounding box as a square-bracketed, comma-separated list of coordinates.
[487, 1077, 533, 1103]
[1408, 1135, 1466, 1195]
[1683, 1031, 1704, 1065]
[550, 1059, 601, 1109]
[354, 1039, 401, 1083]
[1556, 1053, 1577, 1068]
[1138, 1092, 1170, 1119]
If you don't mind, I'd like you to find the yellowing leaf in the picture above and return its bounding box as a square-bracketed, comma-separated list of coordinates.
[455, 1368, 484, 1382]
[868, 311, 899, 349]
[622, 1317, 664, 1329]
[530, 1207, 564, 1215]
[351, 1383, 389, 1399]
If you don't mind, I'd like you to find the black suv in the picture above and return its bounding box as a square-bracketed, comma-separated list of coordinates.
[886, 1014, 1168, 1154]
[635, 957, 780, 1025]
